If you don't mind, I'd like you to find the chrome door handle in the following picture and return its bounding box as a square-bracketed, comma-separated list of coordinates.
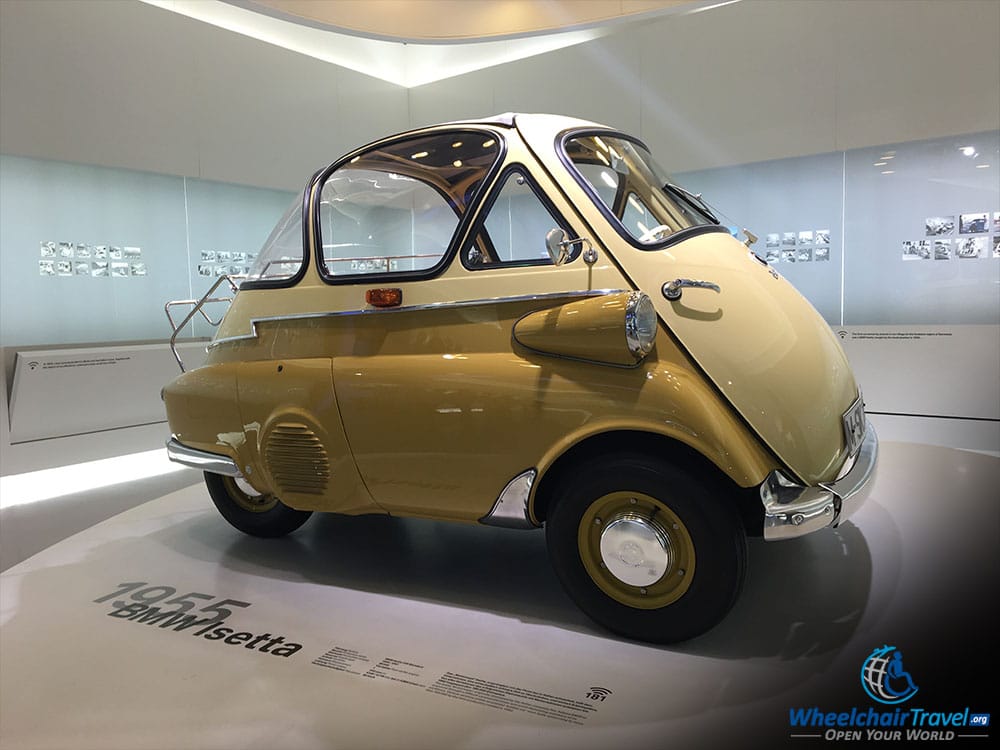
[661, 278, 721, 301]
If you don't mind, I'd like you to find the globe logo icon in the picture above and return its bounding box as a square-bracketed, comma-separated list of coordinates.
[861, 645, 919, 704]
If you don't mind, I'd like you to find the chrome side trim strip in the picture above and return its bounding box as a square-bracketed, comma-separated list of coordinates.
[166, 438, 242, 477]
[760, 422, 878, 541]
[479, 468, 539, 529]
[210, 289, 628, 348]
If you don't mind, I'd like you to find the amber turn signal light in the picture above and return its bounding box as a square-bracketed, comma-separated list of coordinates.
[365, 288, 403, 308]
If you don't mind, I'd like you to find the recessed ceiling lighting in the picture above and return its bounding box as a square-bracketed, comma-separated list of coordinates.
[975, 164, 990, 169]
[482, 139, 495, 149]
[452, 160, 462, 167]
[874, 162, 887, 166]
[881, 170, 895, 175]
[960, 146, 976, 156]
[411, 151, 429, 159]
[451, 141, 462, 149]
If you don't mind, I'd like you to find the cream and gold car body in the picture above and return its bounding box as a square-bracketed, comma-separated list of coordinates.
[163, 114, 877, 641]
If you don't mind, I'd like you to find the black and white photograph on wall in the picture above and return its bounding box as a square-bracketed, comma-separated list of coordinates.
[959, 212, 988, 234]
[201, 250, 216, 262]
[198, 264, 214, 276]
[91, 262, 108, 277]
[76, 245, 91, 259]
[39, 241, 56, 258]
[815, 229, 830, 244]
[902, 240, 931, 260]
[815, 246, 830, 261]
[765, 247, 780, 263]
[925, 216, 955, 236]
[73, 262, 90, 276]
[782, 232, 796, 246]
[38, 259, 55, 276]
[58, 242, 74, 258]
[992, 235, 1000, 257]
[93, 245, 108, 259]
[123, 246, 142, 259]
[956, 237, 987, 258]
[934, 239, 952, 260]
[110, 261, 129, 277]
[797, 247, 812, 262]
[993, 212, 1000, 232]
[217, 251, 232, 263]
[798, 230, 813, 245]
[130, 262, 147, 276]
[56, 260, 72, 276]
[781, 249, 796, 263]
[109, 246, 123, 260]
[766, 233, 780, 247]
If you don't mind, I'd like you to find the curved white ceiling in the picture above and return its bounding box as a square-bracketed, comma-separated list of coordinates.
[140, 0, 738, 88]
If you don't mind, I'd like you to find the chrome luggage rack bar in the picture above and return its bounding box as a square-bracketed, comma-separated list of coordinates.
[165, 274, 242, 372]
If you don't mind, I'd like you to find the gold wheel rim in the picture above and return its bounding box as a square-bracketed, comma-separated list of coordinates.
[222, 476, 279, 513]
[578, 491, 695, 609]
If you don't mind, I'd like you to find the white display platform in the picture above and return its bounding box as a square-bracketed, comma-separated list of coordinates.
[2, 441, 996, 749]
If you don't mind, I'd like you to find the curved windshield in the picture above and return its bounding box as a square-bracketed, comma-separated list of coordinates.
[246, 190, 305, 282]
[564, 135, 719, 246]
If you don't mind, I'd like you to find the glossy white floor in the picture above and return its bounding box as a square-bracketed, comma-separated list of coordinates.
[1, 421, 997, 749]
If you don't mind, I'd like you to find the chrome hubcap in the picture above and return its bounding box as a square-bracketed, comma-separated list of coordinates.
[599, 512, 671, 587]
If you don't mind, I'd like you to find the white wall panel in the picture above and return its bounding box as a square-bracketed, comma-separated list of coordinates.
[5, 0, 994, 188]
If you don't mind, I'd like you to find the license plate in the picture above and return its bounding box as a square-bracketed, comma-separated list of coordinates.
[842, 397, 866, 457]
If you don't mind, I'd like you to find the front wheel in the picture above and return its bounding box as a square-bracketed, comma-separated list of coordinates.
[204, 472, 312, 538]
[545, 455, 747, 643]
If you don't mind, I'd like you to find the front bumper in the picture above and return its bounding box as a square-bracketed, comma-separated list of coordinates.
[166, 438, 242, 477]
[759, 422, 878, 541]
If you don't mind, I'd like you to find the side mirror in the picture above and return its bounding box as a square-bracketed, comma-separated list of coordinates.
[545, 228, 571, 266]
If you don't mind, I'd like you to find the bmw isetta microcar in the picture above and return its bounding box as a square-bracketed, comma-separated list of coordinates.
[164, 113, 877, 643]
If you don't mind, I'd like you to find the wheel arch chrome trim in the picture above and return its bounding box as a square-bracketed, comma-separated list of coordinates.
[479, 468, 539, 529]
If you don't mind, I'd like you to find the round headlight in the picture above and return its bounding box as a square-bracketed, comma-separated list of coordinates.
[625, 292, 657, 359]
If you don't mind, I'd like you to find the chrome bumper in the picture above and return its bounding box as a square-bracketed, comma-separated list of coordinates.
[165, 438, 242, 477]
[760, 422, 878, 541]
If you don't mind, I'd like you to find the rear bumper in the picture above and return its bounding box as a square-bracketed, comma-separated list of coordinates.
[166, 438, 242, 477]
[759, 422, 878, 541]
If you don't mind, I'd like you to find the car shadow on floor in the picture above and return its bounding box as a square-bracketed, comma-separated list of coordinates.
[164, 501, 874, 660]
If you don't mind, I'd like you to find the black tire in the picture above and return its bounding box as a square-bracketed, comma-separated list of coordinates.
[545, 454, 747, 643]
[204, 472, 312, 538]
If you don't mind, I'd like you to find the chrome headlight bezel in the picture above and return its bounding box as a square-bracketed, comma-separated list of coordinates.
[624, 291, 657, 359]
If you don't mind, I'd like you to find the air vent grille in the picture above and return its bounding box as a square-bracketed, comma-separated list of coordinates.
[264, 423, 330, 496]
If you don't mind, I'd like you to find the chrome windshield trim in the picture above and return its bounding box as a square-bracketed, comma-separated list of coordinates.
[166, 438, 242, 477]
[210, 289, 628, 348]
[479, 468, 539, 529]
[760, 422, 878, 541]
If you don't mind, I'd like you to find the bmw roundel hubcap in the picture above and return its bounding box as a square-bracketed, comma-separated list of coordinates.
[578, 491, 695, 609]
[223, 476, 279, 513]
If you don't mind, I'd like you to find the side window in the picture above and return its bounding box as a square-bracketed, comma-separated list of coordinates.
[464, 169, 574, 268]
[245, 190, 305, 283]
[318, 131, 501, 280]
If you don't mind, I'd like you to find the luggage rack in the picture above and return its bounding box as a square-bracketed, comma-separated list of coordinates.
[165, 275, 243, 372]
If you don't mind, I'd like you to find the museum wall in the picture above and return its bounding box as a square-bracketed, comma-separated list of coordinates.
[0, 0, 998, 459]
[2, 0, 998, 191]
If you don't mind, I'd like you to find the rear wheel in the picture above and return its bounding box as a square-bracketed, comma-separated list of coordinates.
[204, 472, 312, 537]
[545, 454, 747, 643]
